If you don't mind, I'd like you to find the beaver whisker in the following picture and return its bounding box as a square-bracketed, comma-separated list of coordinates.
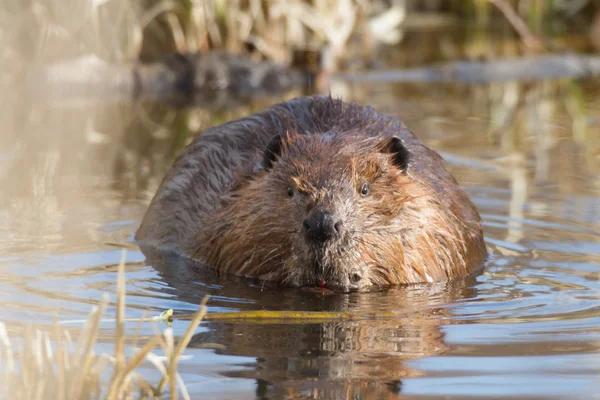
[260, 266, 283, 290]
[248, 246, 286, 276]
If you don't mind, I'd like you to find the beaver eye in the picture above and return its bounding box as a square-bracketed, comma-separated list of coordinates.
[286, 187, 294, 197]
[360, 183, 370, 196]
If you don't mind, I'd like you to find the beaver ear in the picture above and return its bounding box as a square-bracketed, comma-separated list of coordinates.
[380, 136, 410, 172]
[261, 135, 284, 169]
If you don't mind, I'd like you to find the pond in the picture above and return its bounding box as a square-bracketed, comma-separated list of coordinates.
[1, 27, 600, 399]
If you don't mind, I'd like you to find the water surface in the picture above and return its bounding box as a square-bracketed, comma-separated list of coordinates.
[1, 28, 600, 399]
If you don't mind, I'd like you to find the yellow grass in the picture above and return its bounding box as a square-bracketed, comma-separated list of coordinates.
[0, 251, 208, 400]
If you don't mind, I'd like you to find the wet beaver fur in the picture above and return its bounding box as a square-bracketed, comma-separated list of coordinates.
[136, 96, 487, 291]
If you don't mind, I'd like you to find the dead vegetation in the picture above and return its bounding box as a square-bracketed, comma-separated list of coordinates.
[0, 252, 208, 400]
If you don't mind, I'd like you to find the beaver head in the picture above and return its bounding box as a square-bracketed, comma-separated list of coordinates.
[256, 132, 416, 291]
[192, 128, 479, 292]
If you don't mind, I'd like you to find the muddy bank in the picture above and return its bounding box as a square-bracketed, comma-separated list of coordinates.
[24, 51, 316, 109]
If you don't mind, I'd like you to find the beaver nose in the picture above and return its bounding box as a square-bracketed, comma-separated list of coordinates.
[303, 210, 342, 243]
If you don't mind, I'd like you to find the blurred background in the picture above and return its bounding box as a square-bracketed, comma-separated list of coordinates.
[1, 1, 600, 399]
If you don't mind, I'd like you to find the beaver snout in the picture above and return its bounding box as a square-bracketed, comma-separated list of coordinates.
[303, 210, 342, 244]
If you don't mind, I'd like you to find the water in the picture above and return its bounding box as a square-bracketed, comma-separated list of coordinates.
[1, 29, 600, 399]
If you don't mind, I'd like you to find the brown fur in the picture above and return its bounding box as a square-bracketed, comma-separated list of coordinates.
[136, 96, 487, 291]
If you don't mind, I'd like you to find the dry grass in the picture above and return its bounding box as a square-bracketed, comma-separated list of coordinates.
[176, 0, 405, 63]
[0, 0, 594, 78]
[0, 251, 208, 400]
[0, 0, 404, 67]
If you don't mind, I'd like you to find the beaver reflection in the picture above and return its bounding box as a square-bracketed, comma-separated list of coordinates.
[150, 253, 478, 399]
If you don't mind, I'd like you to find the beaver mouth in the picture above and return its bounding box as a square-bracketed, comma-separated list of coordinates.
[304, 259, 368, 293]
[308, 275, 368, 292]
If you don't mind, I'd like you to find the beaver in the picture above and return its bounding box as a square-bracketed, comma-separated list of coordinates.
[136, 96, 487, 291]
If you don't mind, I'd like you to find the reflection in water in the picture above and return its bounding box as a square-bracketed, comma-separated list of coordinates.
[1, 27, 600, 399]
[506, 161, 527, 244]
[149, 252, 477, 399]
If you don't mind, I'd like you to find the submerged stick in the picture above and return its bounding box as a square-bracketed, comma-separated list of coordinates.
[59, 309, 410, 326]
[177, 309, 409, 323]
[336, 54, 600, 83]
[58, 311, 173, 326]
